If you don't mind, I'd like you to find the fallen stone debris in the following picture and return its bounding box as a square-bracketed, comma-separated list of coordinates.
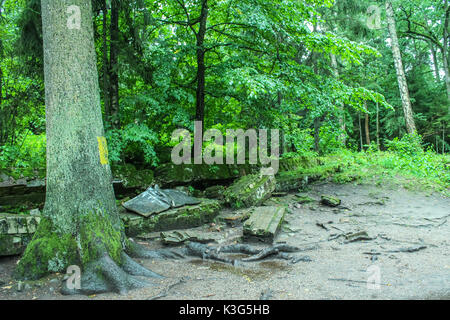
[243, 206, 286, 243]
[320, 195, 341, 207]
[224, 174, 276, 209]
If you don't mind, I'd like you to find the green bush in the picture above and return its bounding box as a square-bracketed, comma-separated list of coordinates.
[105, 123, 159, 167]
[385, 133, 424, 157]
[0, 133, 46, 178]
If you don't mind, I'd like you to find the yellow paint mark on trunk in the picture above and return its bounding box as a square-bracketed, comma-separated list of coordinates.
[97, 136, 109, 165]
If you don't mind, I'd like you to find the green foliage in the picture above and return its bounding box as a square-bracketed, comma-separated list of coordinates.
[285, 128, 316, 157]
[385, 134, 424, 157]
[105, 123, 159, 166]
[1, 0, 448, 175]
[0, 133, 46, 178]
[324, 148, 449, 195]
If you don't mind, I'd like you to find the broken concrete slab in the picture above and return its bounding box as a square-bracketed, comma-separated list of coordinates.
[154, 163, 259, 188]
[204, 185, 226, 200]
[221, 208, 253, 227]
[121, 199, 221, 236]
[123, 188, 171, 217]
[243, 206, 286, 243]
[274, 171, 309, 192]
[160, 230, 218, 245]
[0, 213, 41, 235]
[122, 187, 201, 217]
[224, 174, 276, 209]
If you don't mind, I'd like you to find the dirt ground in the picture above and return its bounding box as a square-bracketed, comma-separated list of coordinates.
[1, 181, 449, 300]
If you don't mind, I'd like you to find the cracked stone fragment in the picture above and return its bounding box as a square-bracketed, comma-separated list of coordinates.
[243, 206, 286, 243]
[122, 186, 201, 217]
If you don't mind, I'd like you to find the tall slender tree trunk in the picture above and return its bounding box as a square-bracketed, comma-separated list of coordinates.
[376, 101, 380, 150]
[443, 124, 446, 154]
[436, 136, 439, 154]
[195, 0, 208, 133]
[16, 0, 162, 294]
[314, 117, 320, 154]
[442, 47, 450, 107]
[109, 0, 120, 128]
[430, 41, 440, 81]
[363, 101, 370, 146]
[385, 1, 417, 134]
[358, 112, 363, 151]
[365, 113, 371, 146]
[443, 1, 450, 107]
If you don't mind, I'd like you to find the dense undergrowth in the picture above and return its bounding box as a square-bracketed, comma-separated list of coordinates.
[0, 132, 448, 196]
[320, 138, 450, 196]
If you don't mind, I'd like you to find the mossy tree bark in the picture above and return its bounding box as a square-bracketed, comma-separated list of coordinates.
[15, 0, 168, 295]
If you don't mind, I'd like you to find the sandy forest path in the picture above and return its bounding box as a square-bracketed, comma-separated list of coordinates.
[1, 182, 449, 300]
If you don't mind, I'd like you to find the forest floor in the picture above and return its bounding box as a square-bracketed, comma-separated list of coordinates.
[0, 180, 449, 300]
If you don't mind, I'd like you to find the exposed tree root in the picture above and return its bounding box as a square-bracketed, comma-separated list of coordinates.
[184, 242, 312, 265]
[61, 253, 153, 296]
[126, 239, 185, 260]
[59, 240, 311, 295]
[121, 252, 163, 279]
[60, 241, 185, 296]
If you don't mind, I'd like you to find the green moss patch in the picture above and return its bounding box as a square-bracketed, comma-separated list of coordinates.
[78, 211, 123, 266]
[224, 174, 276, 208]
[14, 218, 78, 280]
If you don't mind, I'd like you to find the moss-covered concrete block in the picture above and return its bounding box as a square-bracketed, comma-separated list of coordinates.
[0, 213, 41, 235]
[243, 206, 286, 243]
[223, 174, 276, 209]
[0, 234, 33, 256]
[121, 199, 221, 236]
[278, 157, 319, 172]
[275, 171, 309, 192]
[112, 164, 154, 189]
[154, 163, 258, 187]
[204, 185, 226, 200]
[320, 195, 341, 207]
[295, 194, 316, 204]
[0, 213, 41, 257]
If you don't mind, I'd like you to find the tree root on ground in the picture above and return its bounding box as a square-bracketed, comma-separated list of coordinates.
[184, 242, 312, 265]
[61, 253, 154, 296]
[61, 241, 183, 296]
[60, 241, 310, 295]
[126, 239, 185, 259]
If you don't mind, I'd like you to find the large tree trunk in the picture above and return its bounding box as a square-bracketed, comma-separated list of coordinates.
[0, 64, 4, 145]
[195, 0, 208, 133]
[15, 0, 163, 294]
[102, 0, 110, 120]
[385, 1, 417, 134]
[109, 0, 120, 128]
